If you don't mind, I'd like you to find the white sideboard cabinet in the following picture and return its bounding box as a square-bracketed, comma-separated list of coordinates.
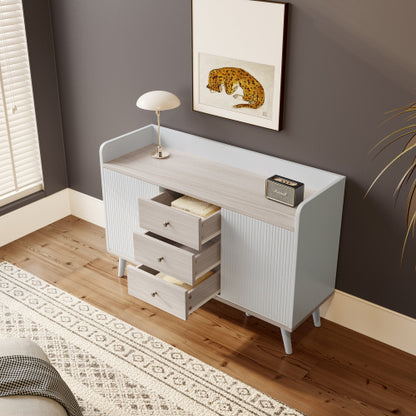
[100, 125, 345, 354]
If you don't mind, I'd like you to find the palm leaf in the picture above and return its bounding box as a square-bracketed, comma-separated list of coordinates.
[369, 99, 416, 267]
[369, 124, 416, 153]
[401, 210, 416, 264]
[405, 178, 416, 228]
[381, 108, 416, 125]
[406, 162, 416, 186]
[393, 159, 416, 207]
[403, 133, 416, 151]
[413, 215, 416, 239]
[371, 130, 416, 160]
[384, 102, 416, 114]
[365, 143, 416, 198]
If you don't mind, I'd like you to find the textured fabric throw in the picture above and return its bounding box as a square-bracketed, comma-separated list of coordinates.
[0, 355, 82, 416]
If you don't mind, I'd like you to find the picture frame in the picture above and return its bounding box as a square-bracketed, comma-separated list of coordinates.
[191, 0, 287, 131]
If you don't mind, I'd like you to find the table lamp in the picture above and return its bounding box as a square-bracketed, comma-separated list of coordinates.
[136, 90, 181, 159]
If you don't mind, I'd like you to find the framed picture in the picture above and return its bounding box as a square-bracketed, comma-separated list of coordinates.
[192, 0, 287, 131]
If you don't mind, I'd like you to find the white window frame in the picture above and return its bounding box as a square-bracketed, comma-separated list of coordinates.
[0, 0, 44, 208]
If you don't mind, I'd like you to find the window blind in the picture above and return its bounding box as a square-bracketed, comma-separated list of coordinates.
[0, 0, 43, 208]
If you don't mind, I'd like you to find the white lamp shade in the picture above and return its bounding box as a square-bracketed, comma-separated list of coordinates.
[136, 90, 181, 111]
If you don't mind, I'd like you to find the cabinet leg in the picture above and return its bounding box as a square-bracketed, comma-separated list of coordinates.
[118, 258, 126, 277]
[312, 308, 321, 327]
[280, 328, 293, 355]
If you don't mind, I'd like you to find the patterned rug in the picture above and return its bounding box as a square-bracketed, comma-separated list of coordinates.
[0, 261, 304, 416]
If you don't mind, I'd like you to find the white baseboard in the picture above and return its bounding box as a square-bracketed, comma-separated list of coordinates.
[1, 189, 415, 356]
[68, 189, 105, 228]
[0, 189, 71, 247]
[320, 290, 416, 356]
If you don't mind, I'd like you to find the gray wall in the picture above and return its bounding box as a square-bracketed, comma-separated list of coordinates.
[50, 0, 416, 318]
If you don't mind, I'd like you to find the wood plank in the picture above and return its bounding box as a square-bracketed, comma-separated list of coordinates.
[104, 144, 315, 230]
[1, 216, 415, 416]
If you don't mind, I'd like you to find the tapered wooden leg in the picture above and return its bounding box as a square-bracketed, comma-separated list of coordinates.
[118, 258, 126, 277]
[280, 328, 293, 355]
[312, 308, 321, 327]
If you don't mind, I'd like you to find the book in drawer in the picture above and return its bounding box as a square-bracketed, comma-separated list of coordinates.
[138, 190, 221, 251]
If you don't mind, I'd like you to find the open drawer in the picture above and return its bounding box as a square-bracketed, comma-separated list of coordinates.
[127, 264, 220, 320]
[133, 231, 220, 285]
[138, 190, 221, 250]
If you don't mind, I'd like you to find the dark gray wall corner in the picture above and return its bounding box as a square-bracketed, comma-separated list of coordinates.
[1, 0, 68, 216]
[22, 0, 67, 194]
[49, 0, 416, 318]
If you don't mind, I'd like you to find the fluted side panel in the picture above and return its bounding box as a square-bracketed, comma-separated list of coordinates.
[220, 209, 296, 328]
[102, 169, 159, 260]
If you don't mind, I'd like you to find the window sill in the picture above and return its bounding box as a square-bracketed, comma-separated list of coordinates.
[0, 190, 46, 217]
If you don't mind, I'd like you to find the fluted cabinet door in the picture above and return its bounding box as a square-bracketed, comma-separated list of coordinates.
[219, 208, 297, 328]
[102, 169, 159, 260]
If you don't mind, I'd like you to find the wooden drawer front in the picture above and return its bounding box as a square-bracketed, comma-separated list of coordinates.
[127, 265, 220, 320]
[133, 231, 221, 285]
[138, 191, 221, 250]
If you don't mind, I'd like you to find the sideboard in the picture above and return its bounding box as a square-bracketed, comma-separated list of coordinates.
[100, 125, 345, 354]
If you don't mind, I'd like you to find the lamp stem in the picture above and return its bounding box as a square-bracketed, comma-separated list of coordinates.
[156, 110, 161, 148]
[152, 109, 169, 158]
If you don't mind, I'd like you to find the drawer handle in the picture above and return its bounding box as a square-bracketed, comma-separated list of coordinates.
[158, 257, 164, 262]
[163, 221, 170, 227]
[151, 291, 158, 297]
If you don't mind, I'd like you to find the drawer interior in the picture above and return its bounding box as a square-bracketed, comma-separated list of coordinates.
[139, 190, 221, 250]
[136, 266, 214, 291]
[137, 264, 159, 276]
[128, 264, 221, 320]
[151, 190, 182, 207]
[144, 231, 220, 254]
[145, 231, 198, 254]
[152, 190, 220, 220]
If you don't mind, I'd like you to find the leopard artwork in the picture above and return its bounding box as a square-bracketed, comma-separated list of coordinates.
[206, 67, 265, 109]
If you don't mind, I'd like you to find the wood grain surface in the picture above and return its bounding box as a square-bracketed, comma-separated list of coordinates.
[133, 231, 220, 285]
[139, 191, 204, 250]
[104, 145, 314, 231]
[1, 216, 415, 416]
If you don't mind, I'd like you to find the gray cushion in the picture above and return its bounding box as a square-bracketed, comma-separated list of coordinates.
[0, 338, 67, 416]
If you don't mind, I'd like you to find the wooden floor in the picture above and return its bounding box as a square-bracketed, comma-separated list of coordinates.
[1, 216, 415, 416]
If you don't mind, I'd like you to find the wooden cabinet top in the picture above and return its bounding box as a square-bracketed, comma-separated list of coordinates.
[101, 125, 344, 231]
[105, 144, 314, 230]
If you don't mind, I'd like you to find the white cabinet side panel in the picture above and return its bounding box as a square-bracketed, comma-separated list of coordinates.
[219, 209, 296, 328]
[292, 179, 345, 327]
[102, 168, 159, 260]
